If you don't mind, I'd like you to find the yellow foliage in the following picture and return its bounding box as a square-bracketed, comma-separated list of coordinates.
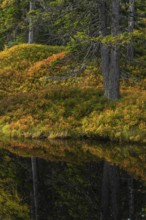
[0, 44, 65, 93]
[0, 43, 146, 143]
[0, 0, 14, 8]
[0, 44, 64, 69]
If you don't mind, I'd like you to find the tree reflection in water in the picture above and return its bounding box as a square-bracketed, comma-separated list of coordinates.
[101, 162, 120, 220]
[0, 139, 145, 220]
[31, 157, 38, 220]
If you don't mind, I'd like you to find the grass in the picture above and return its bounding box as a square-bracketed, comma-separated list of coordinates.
[0, 43, 146, 143]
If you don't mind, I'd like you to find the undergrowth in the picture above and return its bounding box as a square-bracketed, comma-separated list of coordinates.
[0, 44, 146, 143]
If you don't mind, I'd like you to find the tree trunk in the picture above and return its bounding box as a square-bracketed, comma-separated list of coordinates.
[101, 44, 110, 98]
[108, 0, 120, 100]
[98, 0, 120, 100]
[28, 0, 35, 44]
[108, 45, 120, 100]
[127, 0, 135, 61]
[98, 0, 110, 98]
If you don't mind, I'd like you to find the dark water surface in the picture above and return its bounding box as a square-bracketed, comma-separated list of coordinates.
[0, 139, 146, 220]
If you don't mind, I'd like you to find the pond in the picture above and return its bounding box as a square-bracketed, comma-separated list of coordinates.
[0, 138, 146, 220]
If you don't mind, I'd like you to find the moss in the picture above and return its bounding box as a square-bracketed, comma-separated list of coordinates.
[0, 44, 146, 143]
[0, 43, 65, 66]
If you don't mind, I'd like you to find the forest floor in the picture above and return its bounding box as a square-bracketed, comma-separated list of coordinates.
[0, 44, 146, 143]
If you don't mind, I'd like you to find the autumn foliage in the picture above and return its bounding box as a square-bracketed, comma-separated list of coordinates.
[0, 44, 146, 143]
[28, 52, 65, 76]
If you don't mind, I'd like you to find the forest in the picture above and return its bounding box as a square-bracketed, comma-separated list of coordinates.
[0, 0, 146, 143]
[0, 1, 146, 220]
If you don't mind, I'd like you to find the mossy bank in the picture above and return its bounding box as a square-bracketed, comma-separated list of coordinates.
[0, 44, 146, 143]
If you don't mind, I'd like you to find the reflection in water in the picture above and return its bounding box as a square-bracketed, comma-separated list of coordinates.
[0, 140, 146, 220]
[31, 157, 38, 220]
[128, 176, 134, 220]
[101, 162, 120, 220]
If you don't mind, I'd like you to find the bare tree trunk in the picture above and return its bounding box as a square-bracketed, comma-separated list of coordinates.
[127, 0, 135, 61]
[98, 0, 110, 98]
[28, 0, 35, 44]
[108, 0, 120, 100]
[98, 0, 120, 100]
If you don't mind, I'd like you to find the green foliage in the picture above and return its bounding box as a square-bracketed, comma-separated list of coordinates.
[0, 0, 28, 49]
